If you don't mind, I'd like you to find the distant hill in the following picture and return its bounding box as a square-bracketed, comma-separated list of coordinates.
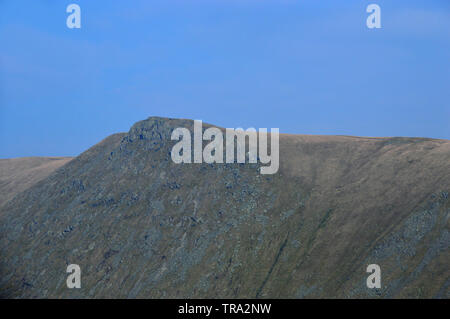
[0, 157, 73, 207]
[0, 117, 448, 298]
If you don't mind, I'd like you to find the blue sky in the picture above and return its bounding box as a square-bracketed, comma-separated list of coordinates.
[1, 0, 449, 157]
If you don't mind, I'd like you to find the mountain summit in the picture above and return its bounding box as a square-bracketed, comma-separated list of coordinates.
[0, 117, 449, 298]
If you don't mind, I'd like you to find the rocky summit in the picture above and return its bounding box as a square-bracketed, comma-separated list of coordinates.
[0, 117, 449, 298]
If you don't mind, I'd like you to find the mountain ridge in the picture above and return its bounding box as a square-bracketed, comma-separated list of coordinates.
[0, 116, 448, 298]
[0, 157, 73, 208]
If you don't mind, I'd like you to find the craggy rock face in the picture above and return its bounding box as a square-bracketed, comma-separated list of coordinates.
[0, 117, 449, 298]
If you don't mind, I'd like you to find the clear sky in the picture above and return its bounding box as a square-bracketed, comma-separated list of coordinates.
[1, 0, 449, 158]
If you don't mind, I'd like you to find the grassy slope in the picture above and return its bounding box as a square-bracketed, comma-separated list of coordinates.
[0, 157, 73, 207]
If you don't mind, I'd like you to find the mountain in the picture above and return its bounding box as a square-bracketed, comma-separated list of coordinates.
[0, 157, 73, 207]
[0, 117, 448, 298]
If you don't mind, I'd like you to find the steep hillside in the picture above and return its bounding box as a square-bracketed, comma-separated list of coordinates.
[0, 157, 73, 207]
[0, 117, 448, 298]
